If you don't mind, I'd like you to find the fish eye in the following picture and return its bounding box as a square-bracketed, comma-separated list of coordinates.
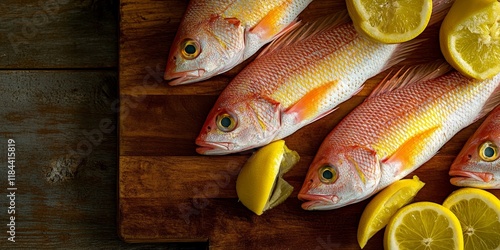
[180, 39, 200, 59]
[479, 141, 498, 162]
[216, 113, 237, 132]
[319, 164, 338, 184]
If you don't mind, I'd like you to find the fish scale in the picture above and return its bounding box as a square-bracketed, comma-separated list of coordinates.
[165, 0, 312, 85]
[299, 68, 500, 210]
[196, 15, 416, 155]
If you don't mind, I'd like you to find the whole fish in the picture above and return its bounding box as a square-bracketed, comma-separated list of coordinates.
[449, 106, 500, 188]
[298, 63, 500, 210]
[195, 2, 454, 155]
[195, 12, 419, 155]
[164, 0, 312, 85]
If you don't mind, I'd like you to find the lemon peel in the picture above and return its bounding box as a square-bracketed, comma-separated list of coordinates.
[384, 201, 464, 250]
[236, 140, 299, 215]
[357, 175, 425, 249]
[347, 0, 432, 43]
[440, 0, 500, 79]
[443, 188, 500, 250]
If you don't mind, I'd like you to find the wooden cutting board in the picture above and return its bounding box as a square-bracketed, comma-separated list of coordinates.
[118, 0, 500, 248]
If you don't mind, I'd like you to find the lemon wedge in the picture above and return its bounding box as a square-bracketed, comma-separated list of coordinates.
[235, 140, 299, 215]
[443, 188, 500, 250]
[357, 176, 425, 249]
[384, 201, 464, 250]
[346, 0, 432, 43]
[440, 0, 500, 80]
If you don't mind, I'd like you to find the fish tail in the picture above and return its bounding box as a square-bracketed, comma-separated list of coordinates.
[429, 0, 455, 26]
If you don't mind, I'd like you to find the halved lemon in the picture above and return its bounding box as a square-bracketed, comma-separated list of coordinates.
[440, 0, 500, 80]
[384, 201, 464, 250]
[443, 188, 500, 250]
[357, 176, 425, 249]
[235, 140, 299, 215]
[346, 0, 432, 43]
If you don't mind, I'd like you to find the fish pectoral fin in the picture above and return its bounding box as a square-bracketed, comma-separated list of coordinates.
[249, 2, 299, 41]
[285, 80, 339, 122]
[381, 125, 441, 172]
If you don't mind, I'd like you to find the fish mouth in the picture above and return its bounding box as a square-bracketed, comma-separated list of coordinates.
[195, 140, 234, 155]
[449, 170, 493, 182]
[449, 170, 495, 187]
[298, 193, 339, 210]
[165, 69, 205, 86]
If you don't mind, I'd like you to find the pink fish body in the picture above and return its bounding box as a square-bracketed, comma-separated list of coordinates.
[195, 13, 418, 155]
[164, 0, 312, 85]
[298, 64, 500, 210]
[450, 106, 500, 188]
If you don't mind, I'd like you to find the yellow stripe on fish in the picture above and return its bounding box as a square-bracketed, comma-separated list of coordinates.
[165, 0, 312, 85]
[299, 61, 500, 210]
[196, 11, 428, 155]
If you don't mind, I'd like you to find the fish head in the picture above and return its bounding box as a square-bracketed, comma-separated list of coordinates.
[298, 145, 380, 210]
[165, 16, 245, 85]
[449, 131, 500, 188]
[196, 97, 281, 155]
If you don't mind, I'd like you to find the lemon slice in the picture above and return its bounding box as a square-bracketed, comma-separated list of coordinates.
[440, 0, 500, 80]
[357, 176, 425, 249]
[384, 201, 464, 250]
[346, 0, 432, 43]
[443, 188, 500, 250]
[235, 140, 299, 215]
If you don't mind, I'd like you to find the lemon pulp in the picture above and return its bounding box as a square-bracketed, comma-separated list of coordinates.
[440, 0, 500, 79]
[384, 201, 464, 250]
[347, 0, 432, 43]
[443, 188, 500, 250]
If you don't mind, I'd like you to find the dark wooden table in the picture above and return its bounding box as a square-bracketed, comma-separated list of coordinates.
[2, 0, 499, 249]
[0, 0, 203, 249]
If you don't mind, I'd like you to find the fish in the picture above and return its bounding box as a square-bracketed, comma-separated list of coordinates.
[449, 106, 500, 188]
[164, 0, 312, 85]
[298, 62, 500, 210]
[195, 11, 421, 155]
[195, 1, 455, 155]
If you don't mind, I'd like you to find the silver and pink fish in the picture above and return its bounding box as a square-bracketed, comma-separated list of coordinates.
[298, 63, 500, 210]
[195, 2, 453, 155]
[164, 0, 312, 85]
[450, 106, 500, 188]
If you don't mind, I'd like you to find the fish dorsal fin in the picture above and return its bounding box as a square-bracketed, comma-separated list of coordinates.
[368, 61, 453, 99]
[256, 11, 351, 59]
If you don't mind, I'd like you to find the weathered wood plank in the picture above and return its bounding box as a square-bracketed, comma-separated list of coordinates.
[0, 0, 117, 68]
[0, 71, 203, 249]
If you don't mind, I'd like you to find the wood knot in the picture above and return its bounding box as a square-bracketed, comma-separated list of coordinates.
[46, 155, 84, 183]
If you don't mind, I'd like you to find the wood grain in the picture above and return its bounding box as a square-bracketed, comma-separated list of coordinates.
[0, 71, 204, 249]
[0, 0, 117, 68]
[119, 0, 500, 249]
